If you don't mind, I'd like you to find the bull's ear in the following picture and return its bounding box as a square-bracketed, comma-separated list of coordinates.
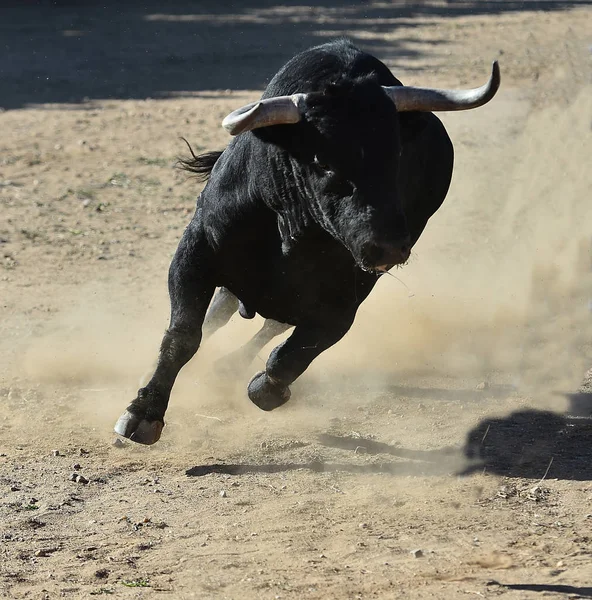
[222, 94, 307, 135]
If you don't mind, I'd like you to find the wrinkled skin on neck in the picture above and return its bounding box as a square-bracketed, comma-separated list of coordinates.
[257, 77, 411, 271]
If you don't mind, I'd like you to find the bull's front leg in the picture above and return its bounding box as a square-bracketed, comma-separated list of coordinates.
[247, 317, 354, 411]
[114, 224, 215, 445]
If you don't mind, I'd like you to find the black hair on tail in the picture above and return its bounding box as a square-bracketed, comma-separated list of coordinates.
[177, 138, 223, 182]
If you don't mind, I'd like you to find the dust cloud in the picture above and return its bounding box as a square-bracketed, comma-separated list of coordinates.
[22, 283, 168, 387]
[316, 84, 592, 409]
[20, 82, 591, 434]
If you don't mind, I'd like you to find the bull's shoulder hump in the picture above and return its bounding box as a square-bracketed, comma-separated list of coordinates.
[263, 40, 398, 96]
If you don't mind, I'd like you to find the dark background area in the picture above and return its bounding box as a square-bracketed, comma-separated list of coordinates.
[1, 0, 589, 109]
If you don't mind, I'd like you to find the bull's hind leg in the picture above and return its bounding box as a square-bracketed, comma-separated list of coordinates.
[202, 287, 239, 339]
[215, 319, 292, 376]
[114, 225, 214, 445]
[247, 319, 354, 411]
[203, 287, 292, 374]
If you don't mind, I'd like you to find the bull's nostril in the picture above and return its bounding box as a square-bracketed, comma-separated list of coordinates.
[361, 239, 410, 268]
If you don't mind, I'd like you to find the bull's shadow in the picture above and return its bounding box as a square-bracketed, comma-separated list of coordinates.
[186, 408, 592, 481]
[186, 459, 460, 478]
[186, 442, 465, 478]
[490, 582, 592, 597]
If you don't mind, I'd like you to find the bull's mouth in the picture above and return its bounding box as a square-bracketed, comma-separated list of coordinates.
[359, 256, 408, 274]
[377, 264, 395, 272]
[359, 262, 395, 274]
[347, 239, 410, 274]
[356, 246, 411, 274]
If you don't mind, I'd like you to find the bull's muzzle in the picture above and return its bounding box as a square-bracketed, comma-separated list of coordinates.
[360, 237, 411, 271]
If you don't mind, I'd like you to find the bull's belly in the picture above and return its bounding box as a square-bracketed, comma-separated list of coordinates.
[219, 255, 376, 327]
[210, 215, 378, 326]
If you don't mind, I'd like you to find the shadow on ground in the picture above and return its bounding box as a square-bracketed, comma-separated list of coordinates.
[565, 391, 592, 417]
[186, 433, 462, 477]
[462, 409, 592, 480]
[2, 0, 589, 108]
[186, 409, 592, 481]
[489, 582, 592, 597]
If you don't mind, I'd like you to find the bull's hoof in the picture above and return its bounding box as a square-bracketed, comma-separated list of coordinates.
[114, 410, 164, 445]
[247, 371, 291, 411]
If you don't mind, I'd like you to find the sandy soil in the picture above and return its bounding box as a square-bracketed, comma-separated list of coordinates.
[1, 1, 592, 598]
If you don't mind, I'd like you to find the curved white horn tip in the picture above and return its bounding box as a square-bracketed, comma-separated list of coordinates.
[491, 60, 501, 90]
[221, 118, 240, 135]
[221, 102, 260, 136]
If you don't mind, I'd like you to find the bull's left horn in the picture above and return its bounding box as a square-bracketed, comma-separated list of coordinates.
[222, 93, 307, 135]
[383, 61, 500, 112]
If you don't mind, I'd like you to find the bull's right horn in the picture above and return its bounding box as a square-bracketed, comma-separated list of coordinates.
[222, 93, 308, 135]
[383, 61, 501, 112]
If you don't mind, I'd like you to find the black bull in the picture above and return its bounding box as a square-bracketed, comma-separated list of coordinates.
[114, 40, 500, 445]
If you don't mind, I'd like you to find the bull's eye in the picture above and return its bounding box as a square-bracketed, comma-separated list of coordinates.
[314, 155, 331, 171]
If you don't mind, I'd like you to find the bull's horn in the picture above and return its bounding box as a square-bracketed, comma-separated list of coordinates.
[222, 93, 307, 135]
[383, 61, 500, 112]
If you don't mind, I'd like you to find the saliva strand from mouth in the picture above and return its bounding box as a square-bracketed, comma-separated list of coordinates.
[359, 264, 393, 274]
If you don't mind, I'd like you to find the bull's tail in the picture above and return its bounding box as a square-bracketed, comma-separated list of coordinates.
[177, 139, 223, 182]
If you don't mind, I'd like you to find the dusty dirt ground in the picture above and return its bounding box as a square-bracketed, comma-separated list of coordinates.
[1, 1, 592, 598]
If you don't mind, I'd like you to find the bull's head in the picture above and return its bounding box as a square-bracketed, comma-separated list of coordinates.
[221, 63, 500, 272]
